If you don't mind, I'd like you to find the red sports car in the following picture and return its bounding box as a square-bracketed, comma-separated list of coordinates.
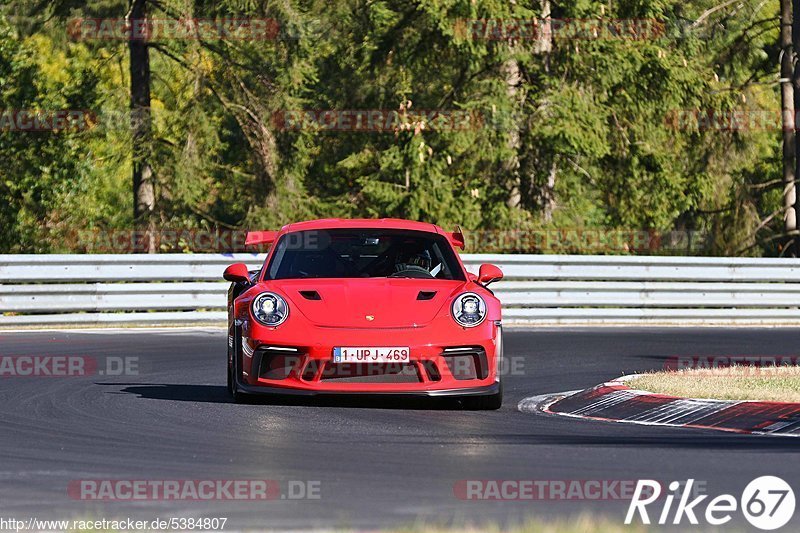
[223, 218, 504, 409]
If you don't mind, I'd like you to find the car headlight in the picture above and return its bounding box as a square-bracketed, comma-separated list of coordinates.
[251, 292, 289, 326]
[451, 292, 486, 327]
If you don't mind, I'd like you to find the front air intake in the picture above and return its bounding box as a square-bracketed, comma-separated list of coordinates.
[256, 347, 303, 380]
[442, 346, 488, 380]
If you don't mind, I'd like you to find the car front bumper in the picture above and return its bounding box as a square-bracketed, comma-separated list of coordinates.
[233, 317, 502, 395]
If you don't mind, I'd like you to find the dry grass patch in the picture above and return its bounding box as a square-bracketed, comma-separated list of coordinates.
[627, 365, 800, 402]
[389, 515, 747, 533]
[391, 515, 650, 533]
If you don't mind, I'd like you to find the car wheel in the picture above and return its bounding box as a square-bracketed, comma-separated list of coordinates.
[230, 332, 251, 404]
[231, 362, 251, 404]
[231, 368, 250, 403]
[462, 382, 503, 410]
[227, 340, 234, 395]
[232, 382, 250, 404]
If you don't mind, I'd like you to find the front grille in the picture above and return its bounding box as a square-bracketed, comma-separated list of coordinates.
[256, 347, 303, 380]
[301, 360, 321, 381]
[320, 362, 422, 383]
[421, 360, 441, 381]
[442, 346, 488, 380]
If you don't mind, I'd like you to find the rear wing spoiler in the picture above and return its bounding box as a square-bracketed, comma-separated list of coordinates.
[447, 226, 465, 250]
[247, 227, 463, 249]
[245, 230, 278, 247]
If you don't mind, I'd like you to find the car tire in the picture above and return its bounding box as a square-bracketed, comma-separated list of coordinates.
[227, 342, 234, 395]
[229, 330, 252, 404]
[462, 382, 503, 410]
[231, 361, 252, 404]
[232, 384, 251, 404]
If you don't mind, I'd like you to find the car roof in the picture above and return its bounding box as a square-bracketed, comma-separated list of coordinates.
[279, 218, 445, 235]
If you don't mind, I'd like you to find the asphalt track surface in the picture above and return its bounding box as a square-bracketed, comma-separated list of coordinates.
[0, 327, 799, 530]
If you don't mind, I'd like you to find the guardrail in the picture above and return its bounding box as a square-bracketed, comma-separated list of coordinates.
[2, 254, 800, 326]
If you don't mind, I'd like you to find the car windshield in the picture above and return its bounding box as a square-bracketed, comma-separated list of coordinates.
[266, 229, 465, 280]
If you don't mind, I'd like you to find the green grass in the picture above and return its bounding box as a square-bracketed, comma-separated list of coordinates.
[628, 366, 800, 402]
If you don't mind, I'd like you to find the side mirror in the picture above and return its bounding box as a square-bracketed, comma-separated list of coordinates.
[223, 263, 251, 283]
[478, 263, 503, 286]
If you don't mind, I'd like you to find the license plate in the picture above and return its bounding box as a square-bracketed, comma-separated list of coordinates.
[333, 347, 410, 363]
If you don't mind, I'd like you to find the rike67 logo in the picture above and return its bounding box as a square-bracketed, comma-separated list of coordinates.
[626, 477, 795, 530]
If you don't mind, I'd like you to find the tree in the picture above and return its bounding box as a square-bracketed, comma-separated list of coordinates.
[790, 0, 800, 256]
[0, 0, 792, 257]
[129, 0, 155, 252]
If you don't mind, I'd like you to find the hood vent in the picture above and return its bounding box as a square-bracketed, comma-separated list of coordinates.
[417, 291, 437, 301]
[299, 290, 322, 301]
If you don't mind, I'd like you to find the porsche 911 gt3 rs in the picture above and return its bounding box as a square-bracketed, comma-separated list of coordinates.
[224, 218, 504, 409]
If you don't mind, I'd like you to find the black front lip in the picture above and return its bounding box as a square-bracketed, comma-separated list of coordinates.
[235, 378, 501, 398]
